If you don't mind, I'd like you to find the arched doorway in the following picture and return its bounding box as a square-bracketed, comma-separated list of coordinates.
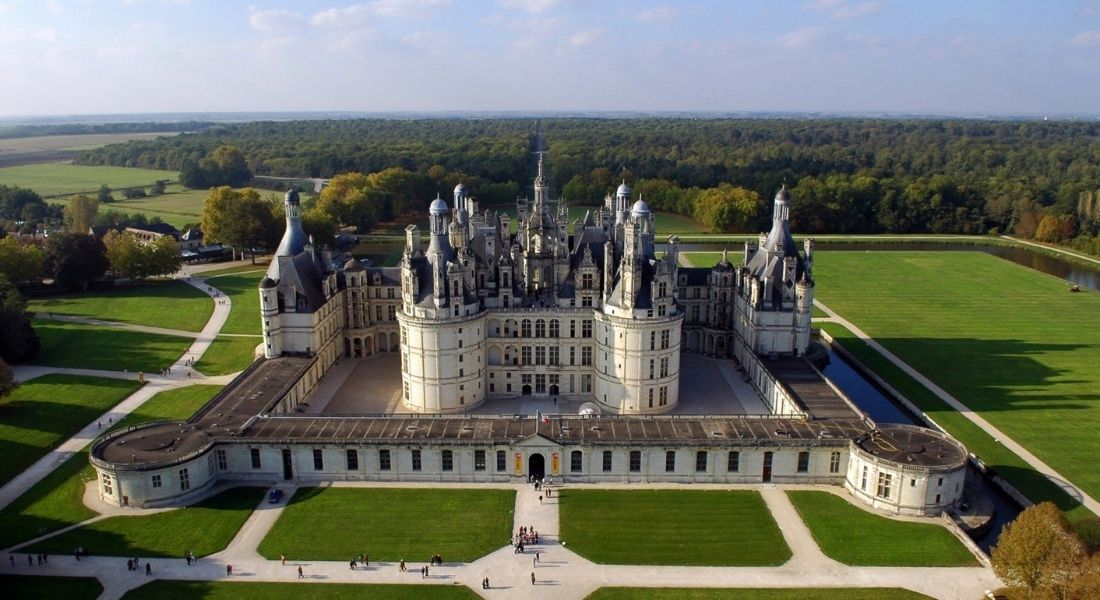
[528, 453, 545, 480]
[522, 384, 532, 395]
[549, 384, 559, 396]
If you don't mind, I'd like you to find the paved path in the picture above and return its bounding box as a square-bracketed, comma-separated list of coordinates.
[815, 299, 1100, 517]
[0, 482, 999, 600]
[1000, 235, 1100, 267]
[0, 276, 235, 512]
[34, 314, 206, 339]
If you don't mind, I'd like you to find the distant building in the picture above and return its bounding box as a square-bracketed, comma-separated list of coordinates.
[125, 223, 180, 245]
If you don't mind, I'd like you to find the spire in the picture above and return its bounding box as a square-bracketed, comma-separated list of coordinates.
[274, 189, 308, 258]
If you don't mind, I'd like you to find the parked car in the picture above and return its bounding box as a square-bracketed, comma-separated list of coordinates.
[268, 489, 284, 504]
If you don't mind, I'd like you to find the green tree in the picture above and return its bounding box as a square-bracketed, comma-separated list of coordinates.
[992, 502, 1087, 600]
[63, 195, 99, 233]
[0, 274, 39, 363]
[0, 357, 15, 399]
[201, 187, 278, 262]
[147, 235, 182, 277]
[96, 184, 114, 204]
[692, 184, 760, 232]
[102, 230, 144, 279]
[0, 236, 45, 284]
[44, 232, 109, 291]
[0, 185, 45, 221]
[151, 180, 168, 195]
[212, 144, 252, 187]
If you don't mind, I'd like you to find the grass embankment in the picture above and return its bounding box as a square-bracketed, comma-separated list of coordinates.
[27, 486, 264, 558]
[195, 264, 267, 277]
[585, 589, 935, 600]
[786, 490, 976, 566]
[814, 251, 1100, 521]
[0, 375, 142, 486]
[33, 319, 192, 373]
[0, 575, 104, 600]
[257, 487, 515, 562]
[122, 581, 482, 600]
[192, 271, 264, 376]
[559, 489, 790, 566]
[0, 384, 221, 550]
[29, 280, 212, 332]
[193, 337, 260, 376]
[0, 163, 176, 197]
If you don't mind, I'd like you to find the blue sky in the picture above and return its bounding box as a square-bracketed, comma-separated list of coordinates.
[0, 0, 1098, 116]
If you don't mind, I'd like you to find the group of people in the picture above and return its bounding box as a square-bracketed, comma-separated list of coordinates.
[183, 549, 196, 565]
[10, 554, 49, 567]
[348, 554, 368, 570]
[125, 558, 151, 575]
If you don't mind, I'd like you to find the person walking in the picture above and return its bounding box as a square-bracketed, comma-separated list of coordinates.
[226, 564, 233, 576]
[280, 554, 286, 566]
[145, 562, 152, 576]
[531, 571, 536, 585]
[399, 559, 406, 572]
[297, 565, 304, 579]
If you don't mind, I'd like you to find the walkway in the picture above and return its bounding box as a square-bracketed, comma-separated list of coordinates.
[0, 482, 999, 600]
[0, 276, 235, 512]
[815, 299, 1100, 517]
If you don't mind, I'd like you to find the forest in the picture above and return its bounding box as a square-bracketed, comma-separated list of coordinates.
[73, 117, 1100, 255]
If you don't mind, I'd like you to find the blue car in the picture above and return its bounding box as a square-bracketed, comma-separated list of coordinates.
[268, 489, 284, 504]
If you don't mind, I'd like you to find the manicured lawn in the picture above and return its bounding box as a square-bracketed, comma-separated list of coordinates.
[819, 322, 1093, 524]
[196, 264, 267, 277]
[33, 319, 192, 373]
[205, 272, 264, 335]
[559, 489, 790, 566]
[193, 336, 259, 376]
[679, 250, 728, 267]
[0, 374, 142, 486]
[29, 281, 212, 332]
[27, 486, 265, 558]
[110, 384, 222, 430]
[257, 487, 515, 562]
[0, 163, 176, 197]
[122, 581, 482, 600]
[0, 574, 103, 600]
[786, 490, 976, 566]
[815, 251, 1100, 519]
[586, 588, 934, 600]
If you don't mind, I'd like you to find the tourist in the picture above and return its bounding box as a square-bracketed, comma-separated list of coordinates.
[280, 554, 286, 566]
[27, 555, 33, 566]
[127, 559, 133, 571]
[298, 566, 304, 579]
[350, 559, 356, 570]
[539, 494, 543, 504]
[8, 555, 14, 567]
[226, 564, 233, 576]
[531, 572, 536, 585]
[482, 577, 490, 589]
[145, 562, 152, 576]
[399, 559, 406, 572]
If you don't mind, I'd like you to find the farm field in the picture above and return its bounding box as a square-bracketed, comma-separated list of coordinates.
[27, 486, 265, 558]
[0, 163, 176, 197]
[0, 374, 142, 487]
[814, 251, 1100, 514]
[786, 490, 976, 566]
[585, 589, 935, 600]
[122, 581, 482, 600]
[559, 489, 790, 566]
[103, 187, 208, 228]
[33, 319, 193, 373]
[0, 132, 176, 168]
[29, 280, 212, 332]
[257, 487, 515, 562]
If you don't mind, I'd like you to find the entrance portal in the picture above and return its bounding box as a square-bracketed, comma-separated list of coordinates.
[522, 385, 532, 395]
[282, 449, 294, 480]
[528, 453, 545, 480]
[762, 451, 773, 483]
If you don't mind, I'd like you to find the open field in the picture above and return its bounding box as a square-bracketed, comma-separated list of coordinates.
[786, 490, 976, 566]
[122, 581, 482, 600]
[814, 251, 1100, 515]
[102, 187, 208, 228]
[33, 319, 192, 373]
[0, 163, 176, 197]
[29, 281, 212, 333]
[196, 264, 267, 277]
[257, 487, 515, 562]
[0, 385, 219, 550]
[0, 574, 104, 600]
[27, 486, 264, 558]
[559, 489, 790, 566]
[0, 132, 176, 168]
[205, 272, 264, 335]
[0, 374, 142, 487]
[194, 336, 260, 376]
[585, 588, 935, 600]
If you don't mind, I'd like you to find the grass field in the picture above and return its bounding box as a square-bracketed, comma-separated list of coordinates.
[205, 272, 264, 335]
[197, 264, 267, 277]
[0, 163, 176, 197]
[0, 384, 220, 550]
[257, 487, 515, 562]
[0, 374, 142, 487]
[33, 319, 192, 373]
[28, 486, 264, 558]
[105, 187, 209, 228]
[814, 251, 1100, 516]
[786, 490, 976, 566]
[585, 588, 935, 600]
[559, 490, 790, 566]
[0, 574, 104, 600]
[121, 581, 482, 600]
[29, 281, 212, 332]
[193, 336, 260, 376]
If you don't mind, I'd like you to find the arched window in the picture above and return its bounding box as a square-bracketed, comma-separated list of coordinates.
[570, 450, 583, 473]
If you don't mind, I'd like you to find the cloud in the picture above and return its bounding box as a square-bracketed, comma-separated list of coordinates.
[370, 0, 449, 17]
[131, 20, 164, 32]
[497, 0, 562, 14]
[311, 0, 448, 27]
[778, 26, 823, 49]
[1069, 30, 1100, 46]
[568, 26, 604, 47]
[249, 8, 304, 33]
[636, 5, 679, 22]
[804, 0, 881, 20]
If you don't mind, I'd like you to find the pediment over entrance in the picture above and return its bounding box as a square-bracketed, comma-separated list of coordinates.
[515, 433, 561, 448]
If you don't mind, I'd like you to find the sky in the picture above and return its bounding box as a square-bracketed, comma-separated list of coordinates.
[0, 0, 1098, 117]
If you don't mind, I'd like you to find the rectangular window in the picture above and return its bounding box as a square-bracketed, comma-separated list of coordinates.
[475, 450, 486, 471]
[179, 468, 190, 491]
[648, 388, 654, 408]
[570, 320, 576, 337]
[861, 465, 868, 491]
[581, 347, 592, 366]
[650, 331, 656, 350]
[696, 451, 708, 472]
[442, 450, 453, 471]
[535, 346, 546, 365]
[727, 451, 740, 472]
[602, 450, 613, 472]
[250, 448, 261, 469]
[375, 305, 383, 322]
[629, 450, 642, 472]
[665, 450, 676, 472]
[496, 450, 506, 472]
[412, 449, 422, 471]
[379, 449, 391, 471]
[661, 329, 670, 349]
[876, 472, 893, 499]
[582, 320, 592, 338]
[216, 449, 227, 471]
[829, 451, 841, 474]
[346, 449, 359, 470]
[388, 305, 396, 321]
[660, 357, 669, 378]
[313, 448, 324, 470]
[549, 346, 559, 365]
[649, 359, 655, 379]
[571, 450, 583, 473]
[535, 374, 546, 393]
[151, 474, 162, 489]
[522, 346, 531, 365]
[569, 346, 575, 365]
[659, 386, 668, 406]
[101, 473, 113, 496]
[797, 451, 810, 473]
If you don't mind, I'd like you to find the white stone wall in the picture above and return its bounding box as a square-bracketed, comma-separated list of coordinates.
[593, 311, 683, 414]
[844, 441, 967, 516]
[399, 313, 488, 412]
[98, 451, 217, 509]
